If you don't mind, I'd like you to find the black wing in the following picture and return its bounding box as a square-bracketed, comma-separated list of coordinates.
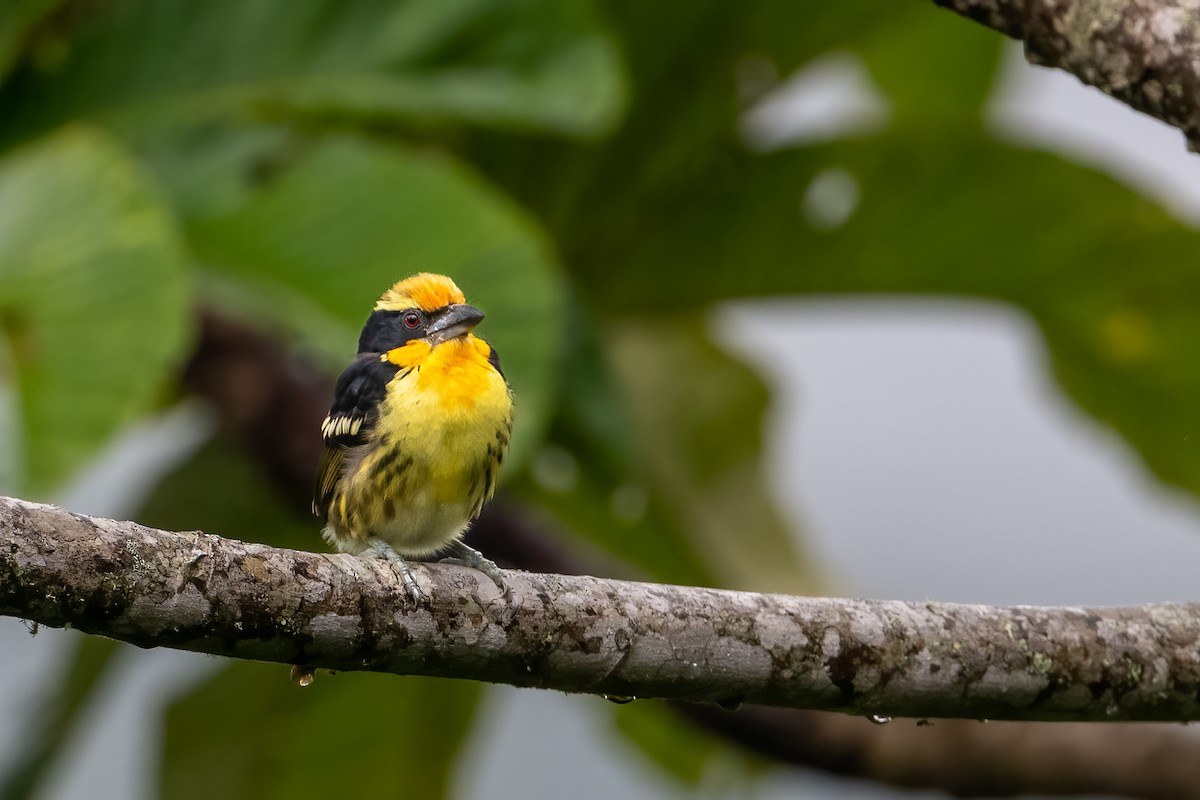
[312, 354, 400, 517]
[483, 339, 504, 379]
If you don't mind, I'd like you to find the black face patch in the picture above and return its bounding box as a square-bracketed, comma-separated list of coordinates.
[357, 307, 442, 353]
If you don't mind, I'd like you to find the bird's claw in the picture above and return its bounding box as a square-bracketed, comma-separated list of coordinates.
[440, 542, 511, 600]
[367, 538, 427, 606]
[398, 567, 427, 606]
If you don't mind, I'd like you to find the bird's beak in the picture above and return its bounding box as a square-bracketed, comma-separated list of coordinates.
[425, 303, 486, 345]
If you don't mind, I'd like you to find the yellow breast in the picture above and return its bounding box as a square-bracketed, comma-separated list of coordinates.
[382, 336, 509, 425]
[384, 336, 506, 413]
[327, 334, 511, 556]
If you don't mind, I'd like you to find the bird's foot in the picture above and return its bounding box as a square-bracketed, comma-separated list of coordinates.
[366, 538, 426, 605]
[440, 541, 511, 599]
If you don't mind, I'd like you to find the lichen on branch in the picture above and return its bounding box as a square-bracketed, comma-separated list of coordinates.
[934, 0, 1200, 151]
[5, 495, 1200, 721]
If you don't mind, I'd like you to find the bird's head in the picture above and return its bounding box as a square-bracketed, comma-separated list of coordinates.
[358, 273, 487, 353]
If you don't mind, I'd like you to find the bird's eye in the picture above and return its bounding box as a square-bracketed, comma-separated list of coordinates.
[402, 311, 421, 329]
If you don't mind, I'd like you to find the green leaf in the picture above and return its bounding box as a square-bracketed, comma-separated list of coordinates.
[855, 6, 1005, 125]
[511, 302, 714, 586]
[605, 316, 823, 593]
[0, 126, 189, 493]
[610, 702, 730, 787]
[516, 309, 820, 592]
[566, 134, 1144, 307]
[136, 437, 315, 551]
[513, 437, 716, 586]
[566, 127, 1200, 503]
[0, 0, 625, 143]
[274, 0, 626, 137]
[464, 1, 920, 249]
[161, 662, 480, 800]
[178, 134, 564, 472]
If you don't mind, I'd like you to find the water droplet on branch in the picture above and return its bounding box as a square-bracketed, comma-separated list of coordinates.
[603, 694, 637, 705]
[290, 664, 315, 687]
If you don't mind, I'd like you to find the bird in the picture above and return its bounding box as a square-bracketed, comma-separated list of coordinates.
[313, 272, 513, 604]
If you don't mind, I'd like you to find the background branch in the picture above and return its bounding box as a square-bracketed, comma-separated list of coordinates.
[5, 494, 1200, 724]
[934, 0, 1200, 150]
[680, 704, 1200, 800]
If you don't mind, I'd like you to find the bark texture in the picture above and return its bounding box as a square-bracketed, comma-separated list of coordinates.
[5, 494, 1200, 723]
[934, 0, 1200, 150]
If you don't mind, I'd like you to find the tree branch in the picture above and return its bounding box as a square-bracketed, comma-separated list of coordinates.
[934, 0, 1200, 151]
[679, 705, 1200, 800]
[4, 495, 1200, 723]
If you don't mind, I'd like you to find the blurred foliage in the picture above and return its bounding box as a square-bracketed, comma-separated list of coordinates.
[0, 633, 119, 800]
[161, 664, 480, 800]
[3, 0, 1200, 797]
[0, 0, 62, 79]
[136, 434, 315, 550]
[0, 0, 626, 142]
[0, 127, 189, 493]
[611, 701, 756, 788]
